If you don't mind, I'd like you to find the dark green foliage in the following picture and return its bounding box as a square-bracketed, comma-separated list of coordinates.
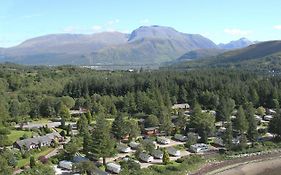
[77, 114, 89, 136]
[111, 115, 127, 140]
[145, 115, 159, 128]
[223, 121, 233, 150]
[190, 104, 215, 143]
[0, 127, 11, 147]
[162, 148, 170, 165]
[91, 114, 116, 165]
[73, 160, 96, 175]
[120, 159, 141, 175]
[29, 156, 36, 169]
[244, 103, 258, 144]
[0, 156, 12, 175]
[234, 106, 248, 134]
[269, 111, 281, 137]
[19, 163, 55, 175]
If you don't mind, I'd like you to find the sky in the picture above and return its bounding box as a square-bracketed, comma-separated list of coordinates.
[0, 0, 281, 47]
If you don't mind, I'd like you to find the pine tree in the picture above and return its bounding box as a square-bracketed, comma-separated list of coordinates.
[59, 104, 71, 119]
[223, 121, 233, 150]
[234, 106, 248, 134]
[77, 114, 89, 136]
[91, 114, 116, 165]
[83, 130, 93, 156]
[159, 113, 173, 136]
[30, 156, 36, 169]
[162, 148, 170, 165]
[111, 114, 126, 140]
[85, 111, 92, 124]
[245, 102, 258, 145]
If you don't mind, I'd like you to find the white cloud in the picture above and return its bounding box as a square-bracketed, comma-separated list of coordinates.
[224, 28, 252, 36]
[92, 25, 102, 32]
[63, 26, 78, 33]
[273, 25, 281, 30]
[106, 28, 117, 32]
[107, 19, 120, 25]
[139, 19, 150, 24]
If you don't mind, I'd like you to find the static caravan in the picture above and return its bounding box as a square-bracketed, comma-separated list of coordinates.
[59, 160, 73, 170]
[129, 141, 140, 149]
[139, 153, 154, 162]
[157, 137, 170, 145]
[117, 144, 132, 153]
[151, 149, 163, 159]
[174, 134, 188, 142]
[106, 162, 121, 174]
[190, 143, 209, 153]
[167, 147, 180, 157]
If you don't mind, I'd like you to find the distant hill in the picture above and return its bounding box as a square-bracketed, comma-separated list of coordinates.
[0, 26, 218, 65]
[176, 49, 225, 62]
[171, 41, 281, 71]
[218, 38, 257, 50]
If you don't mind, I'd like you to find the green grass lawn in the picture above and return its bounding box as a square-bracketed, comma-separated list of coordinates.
[7, 130, 34, 144]
[17, 148, 55, 168]
[31, 118, 51, 124]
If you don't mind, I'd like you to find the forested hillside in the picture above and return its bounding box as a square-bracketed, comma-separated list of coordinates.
[0, 64, 280, 124]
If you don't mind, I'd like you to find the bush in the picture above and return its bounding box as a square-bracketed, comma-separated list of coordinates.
[166, 164, 181, 171]
[151, 165, 166, 173]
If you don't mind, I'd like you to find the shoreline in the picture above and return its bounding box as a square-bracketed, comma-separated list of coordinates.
[207, 156, 281, 175]
[191, 150, 281, 175]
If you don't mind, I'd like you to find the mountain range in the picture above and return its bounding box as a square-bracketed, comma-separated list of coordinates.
[172, 40, 281, 71]
[218, 38, 257, 50]
[0, 25, 255, 66]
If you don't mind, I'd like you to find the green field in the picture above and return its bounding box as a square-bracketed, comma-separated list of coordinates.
[17, 148, 55, 168]
[7, 130, 34, 144]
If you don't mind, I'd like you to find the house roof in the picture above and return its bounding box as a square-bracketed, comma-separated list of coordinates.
[144, 127, 159, 131]
[172, 103, 190, 109]
[15, 132, 62, 148]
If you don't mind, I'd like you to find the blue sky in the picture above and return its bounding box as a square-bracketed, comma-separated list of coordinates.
[0, 0, 281, 47]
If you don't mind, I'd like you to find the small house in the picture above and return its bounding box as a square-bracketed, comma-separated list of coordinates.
[157, 137, 170, 145]
[172, 103, 190, 110]
[106, 162, 121, 174]
[144, 127, 159, 136]
[167, 147, 180, 157]
[151, 149, 163, 159]
[139, 152, 154, 162]
[174, 134, 188, 142]
[190, 143, 209, 153]
[14, 132, 63, 150]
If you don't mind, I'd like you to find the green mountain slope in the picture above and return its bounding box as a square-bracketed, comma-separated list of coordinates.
[171, 41, 281, 71]
[0, 26, 217, 65]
